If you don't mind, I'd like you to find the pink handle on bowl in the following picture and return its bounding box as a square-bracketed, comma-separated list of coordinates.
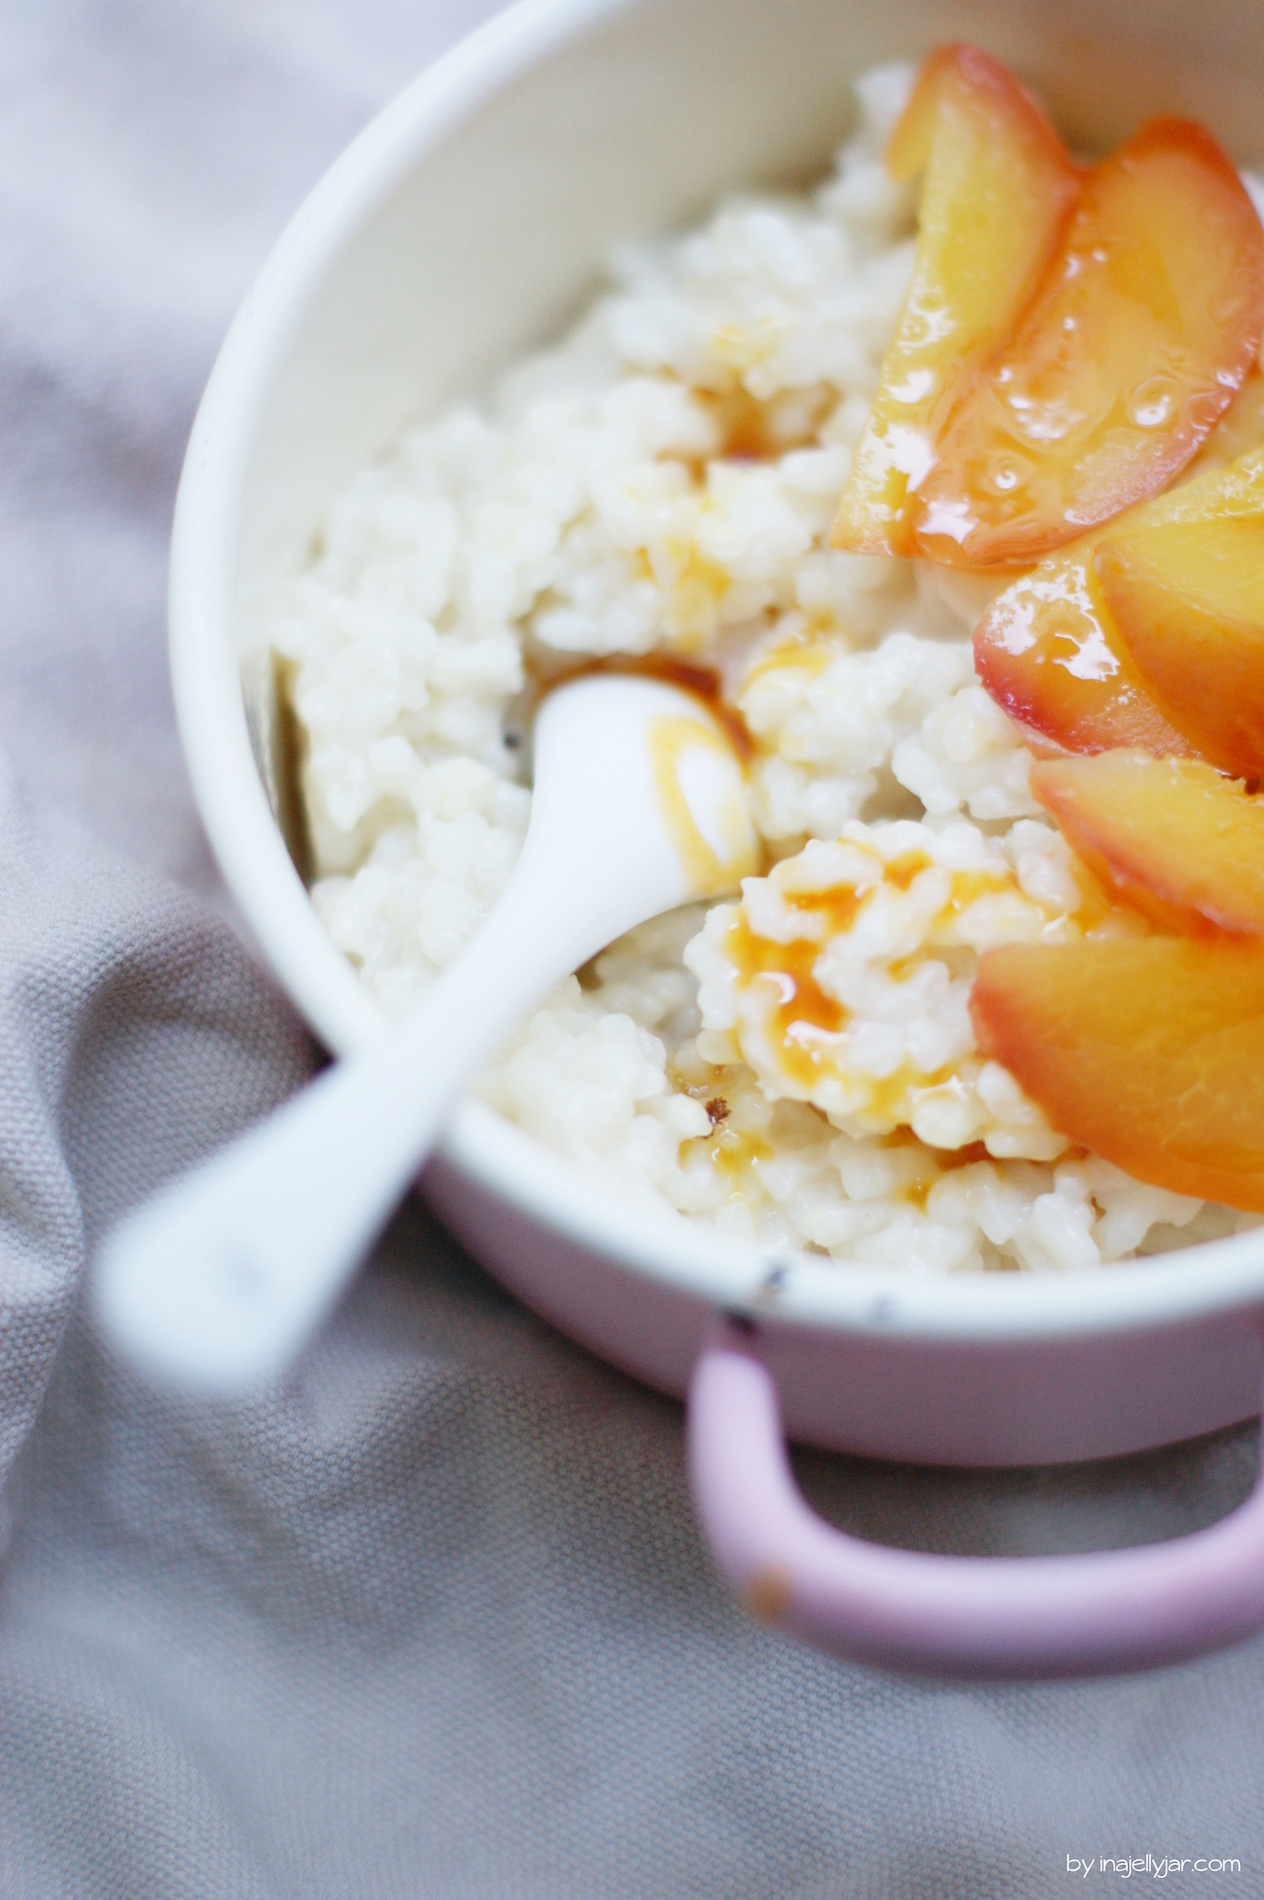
[686, 1318, 1264, 1678]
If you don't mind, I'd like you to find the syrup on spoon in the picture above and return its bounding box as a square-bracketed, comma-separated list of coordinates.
[94, 673, 758, 1392]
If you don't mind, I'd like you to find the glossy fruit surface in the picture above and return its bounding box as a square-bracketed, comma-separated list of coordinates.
[1031, 750, 1264, 934]
[831, 44, 1078, 557]
[971, 541, 1195, 755]
[970, 937, 1264, 1209]
[1094, 516, 1264, 778]
[972, 448, 1264, 755]
[914, 119, 1264, 568]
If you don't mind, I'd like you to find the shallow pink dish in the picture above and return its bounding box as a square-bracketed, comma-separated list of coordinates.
[168, 0, 1264, 1677]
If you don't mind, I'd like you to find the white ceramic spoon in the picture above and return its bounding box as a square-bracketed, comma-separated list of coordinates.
[94, 673, 758, 1393]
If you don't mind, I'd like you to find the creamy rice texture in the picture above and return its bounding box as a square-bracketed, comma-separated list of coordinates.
[269, 65, 1263, 1273]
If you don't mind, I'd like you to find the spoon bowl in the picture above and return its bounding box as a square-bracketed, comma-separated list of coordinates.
[94, 673, 757, 1392]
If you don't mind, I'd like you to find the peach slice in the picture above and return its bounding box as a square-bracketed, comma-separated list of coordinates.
[970, 937, 1264, 1209]
[1030, 750, 1264, 934]
[1093, 518, 1264, 780]
[1189, 367, 1264, 476]
[831, 45, 1079, 557]
[913, 119, 1264, 569]
[971, 541, 1195, 756]
[972, 446, 1264, 756]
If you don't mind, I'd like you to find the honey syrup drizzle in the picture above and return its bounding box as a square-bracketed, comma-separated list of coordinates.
[647, 714, 759, 897]
[522, 653, 755, 765]
[724, 911, 854, 1092]
[725, 855, 1032, 1096]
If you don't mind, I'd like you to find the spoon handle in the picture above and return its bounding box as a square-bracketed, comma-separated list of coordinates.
[94, 672, 755, 1392]
[93, 860, 579, 1392]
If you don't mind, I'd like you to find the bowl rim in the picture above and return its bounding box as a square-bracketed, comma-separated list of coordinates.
[168, 0, 1264, 1348]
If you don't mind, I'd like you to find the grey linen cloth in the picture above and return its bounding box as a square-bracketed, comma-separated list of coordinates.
[4, 3, 1264, 1894]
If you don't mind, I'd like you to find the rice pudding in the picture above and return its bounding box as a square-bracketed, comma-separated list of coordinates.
[263, 60, 1264, 1274]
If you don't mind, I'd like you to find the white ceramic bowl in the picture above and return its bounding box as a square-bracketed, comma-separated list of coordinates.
[169, 0, 1264, 1673]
